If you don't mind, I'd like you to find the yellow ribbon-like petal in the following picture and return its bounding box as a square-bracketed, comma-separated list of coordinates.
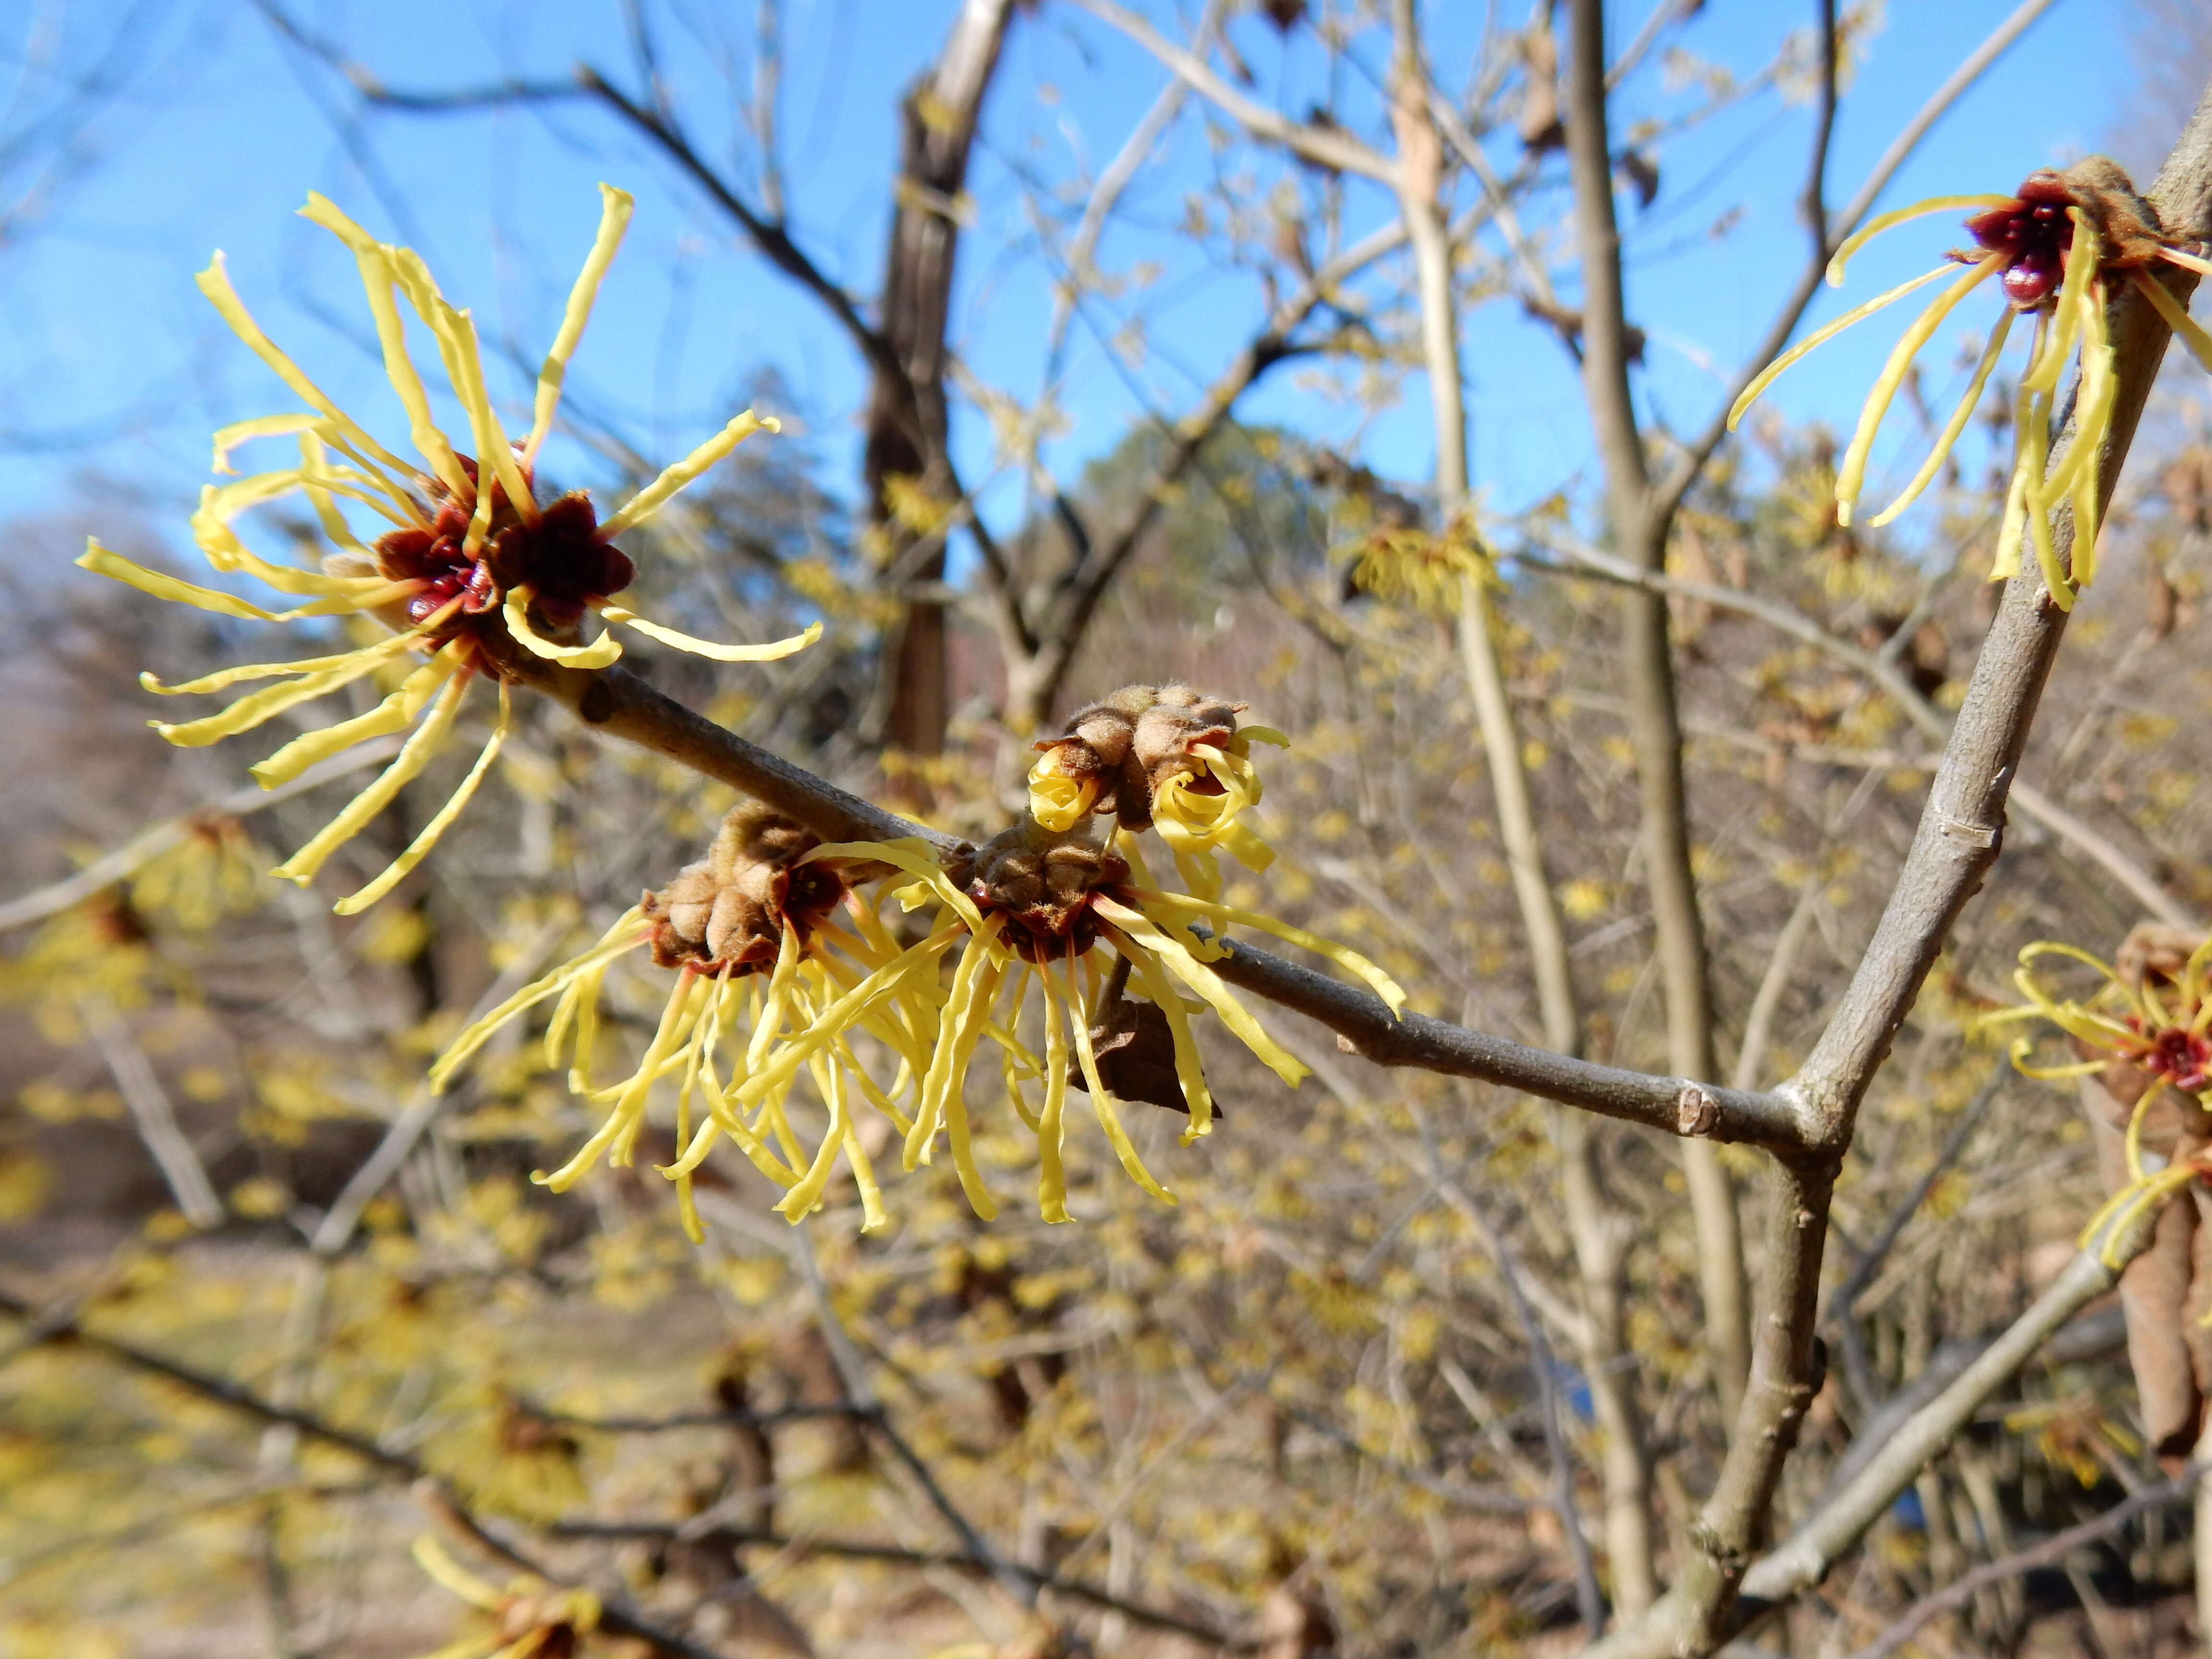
[2133, 265, 2212, 374]
[804, 839, 986, 934]
[1835, 258, 1997, 525]
[1137, 888, 1408, 1015]
[601, 409, 781, 535]
[153, 626, 438, 748]
[1729, 264, 1958, 432]
[211, 413, 327, 475]
[272, 661, 470, 886]
[249, 651, 458, 786]
[1057, 953, 1176, 1205]
[334, 682, 513, 914]
[1094, 896, 1309, 1087]
[527, 184, 635, 462]
[1868, 304, 2015, 528]
[503, 585, 625, 667]
[195, 252, 416, 481]
[1034, 963, 1072, 1222]
[1824, 194, 2014, 287]
[1118, 939, 1214, 1141]
[429, 906, 649, 1094]
[79, 541, 364, 622]
[298, 195, 469, 495]
[600, 607, 820, 664]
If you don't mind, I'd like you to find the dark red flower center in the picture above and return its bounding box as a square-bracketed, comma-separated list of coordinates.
[372, 454, 634, 642]
[1963, 172, 2078, 311]
[2142, 1023, 2212, 1094]
[377, 497, 495, 632]
[486, 493, 632, 629]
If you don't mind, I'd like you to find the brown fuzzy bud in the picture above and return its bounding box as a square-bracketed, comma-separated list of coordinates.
[2056, 157, 2169, 267]
[1034, 684, 1249, 830]
[643, 803, 844, 974]
[968, 818, 1130, 959]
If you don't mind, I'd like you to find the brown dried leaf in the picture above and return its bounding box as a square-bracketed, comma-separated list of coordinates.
[1068, 998, 1204, 1116]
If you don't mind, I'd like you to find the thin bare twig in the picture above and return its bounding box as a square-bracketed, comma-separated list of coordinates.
[0, 1276, 1211, 1647]
[786, 1224, 1037, 1608]
[1070, 0, 1395, 181]
[82, 1000, 223, 1229]
[1842, 1464, 2208, 1659]
[1519, 542, 2203, 929]
[0, 736, 403, 933]
[1428, 1138, 1609, 1634]
[1563, 0, 1751, 1427]
[1828, 1063, 2006, 1408]
[547, 1517, 1230, 1644]
[308, 916, 570, 1256]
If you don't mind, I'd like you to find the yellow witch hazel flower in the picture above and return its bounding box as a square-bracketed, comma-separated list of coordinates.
[1978, 928, 2212, 1265]
[431, 804, 915, 1241]
[1729, 158, 2212, 609]
[1344, 514, 1492, 620]
[1026, 684, 1287, 899]
[835, 813, 1401, 1223]
[128, 813, 264, 931]
[408, 1535, 601, 1659]
[83, 186, 817, 914]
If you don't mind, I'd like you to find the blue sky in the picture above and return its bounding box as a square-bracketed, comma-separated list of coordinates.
[0, 0, 2160, 577]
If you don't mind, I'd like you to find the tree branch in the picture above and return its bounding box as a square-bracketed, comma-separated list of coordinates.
[1389, 0, 1659, 1610]
[487, 642, 1809, 1146]
[1829, 1063, 2005, 1409]
[1205, 933, 1802, 1148]
[1801, 0, 1838, 250]
[1564, 0, 1749, 1424]
[496, 653, 963, 856]
[1070, 0, 1396, 182]
[1790, 95, 2212, 1136]
[570, 65, 894, 383]
[1587, 74, 2212, 1659]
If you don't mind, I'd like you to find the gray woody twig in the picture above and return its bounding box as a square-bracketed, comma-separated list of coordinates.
[1839, 1461, 2207, 1659]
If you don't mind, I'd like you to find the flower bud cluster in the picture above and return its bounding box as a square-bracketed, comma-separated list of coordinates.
[643, 804, 844, 973]
[1026, 684, 1248, 831]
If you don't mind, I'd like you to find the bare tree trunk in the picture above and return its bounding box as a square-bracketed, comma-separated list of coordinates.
[1561, 0, 1748, 1418]
[865, 0, 1017, 764]
[1387, 4, 1656, 1612]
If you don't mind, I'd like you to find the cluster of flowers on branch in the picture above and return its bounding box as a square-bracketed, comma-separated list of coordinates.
[433, 686, 1403, 1235]
[71, 185, 1407, 1247]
